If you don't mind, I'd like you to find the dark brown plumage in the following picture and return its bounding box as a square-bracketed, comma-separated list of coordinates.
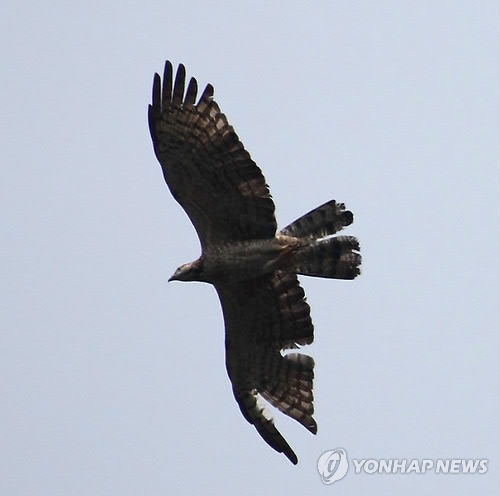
[148, 61, 361, 464]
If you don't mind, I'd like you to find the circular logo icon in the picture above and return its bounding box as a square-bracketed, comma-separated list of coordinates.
[317, 448, 349, 485]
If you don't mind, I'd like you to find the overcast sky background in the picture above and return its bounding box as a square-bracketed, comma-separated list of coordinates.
[1, 1, 498, 495]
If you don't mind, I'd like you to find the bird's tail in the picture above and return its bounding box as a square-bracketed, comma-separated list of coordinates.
[280, 199, 354, 238]
[294, 236, 361, 279]
[281, 200, 361, 279]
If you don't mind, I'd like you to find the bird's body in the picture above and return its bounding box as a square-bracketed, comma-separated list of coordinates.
[148, 61, 361, 464]
[171, 235, 305, 283]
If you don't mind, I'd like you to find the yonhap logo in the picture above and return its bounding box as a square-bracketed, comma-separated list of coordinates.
[351, 458, 488, 474]
[317, 448, 349, 485]
[317, 449, 488, 484]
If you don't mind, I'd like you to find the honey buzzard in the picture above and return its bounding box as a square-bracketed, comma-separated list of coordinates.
[148, 61, 361, 464]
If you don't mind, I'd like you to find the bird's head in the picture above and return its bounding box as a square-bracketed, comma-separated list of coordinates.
[168, 258, 204, 282]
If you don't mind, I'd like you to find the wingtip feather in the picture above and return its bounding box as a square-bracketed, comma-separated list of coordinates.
[172, 63, 186, 105]
[152, 73, 161, 108]
[162, 60, 173, 105]
[184, 76, 198, 107]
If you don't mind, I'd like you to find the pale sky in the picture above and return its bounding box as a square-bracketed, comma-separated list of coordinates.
[1, 1, 498, 495]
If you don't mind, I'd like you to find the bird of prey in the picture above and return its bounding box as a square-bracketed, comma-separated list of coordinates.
[148, 61, 361, 464]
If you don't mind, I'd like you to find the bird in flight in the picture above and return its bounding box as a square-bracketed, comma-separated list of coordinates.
[148, 61, 361, 464]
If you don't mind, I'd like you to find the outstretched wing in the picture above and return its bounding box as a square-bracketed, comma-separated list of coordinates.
[148, 61, 277, 248]
[216, 271, 317, 464]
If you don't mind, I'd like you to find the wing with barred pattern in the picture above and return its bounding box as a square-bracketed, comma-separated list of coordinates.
[216, 271, 316, 464]
[148, 61, 277, 248]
